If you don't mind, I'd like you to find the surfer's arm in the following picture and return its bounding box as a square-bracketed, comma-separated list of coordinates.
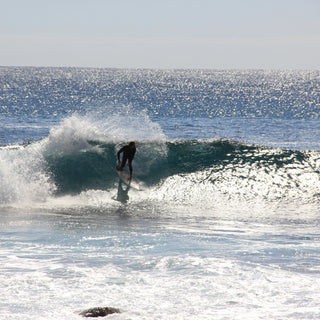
[117, 147, 124, 161]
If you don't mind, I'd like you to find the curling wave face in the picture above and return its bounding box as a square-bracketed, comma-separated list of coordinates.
[47, 139, 320, 201]
[1, 115, 320, 207]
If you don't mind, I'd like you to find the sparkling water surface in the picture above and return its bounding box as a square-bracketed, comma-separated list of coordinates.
[1, 68, 320, 319]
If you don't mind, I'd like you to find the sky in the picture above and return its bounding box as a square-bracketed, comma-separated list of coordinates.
[1, 0, 319, 69]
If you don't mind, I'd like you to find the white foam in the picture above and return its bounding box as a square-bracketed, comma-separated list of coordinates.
[0, 140, 55, 205]
[1, 217, 320, 320]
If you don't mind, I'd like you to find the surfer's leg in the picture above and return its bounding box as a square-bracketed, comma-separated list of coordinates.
[127, 162, 133, 175]
[120, 156, 127, 170]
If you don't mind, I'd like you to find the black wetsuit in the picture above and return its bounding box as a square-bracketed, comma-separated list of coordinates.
[117, 145, 136, 174]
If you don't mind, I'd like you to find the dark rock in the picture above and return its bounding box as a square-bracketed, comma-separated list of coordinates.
[79, 307, 121, 317]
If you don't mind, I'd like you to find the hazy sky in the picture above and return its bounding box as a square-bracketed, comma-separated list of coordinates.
[1, 0, 319, 69]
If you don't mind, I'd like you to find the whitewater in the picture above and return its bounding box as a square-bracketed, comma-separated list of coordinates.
[1, 67, 320, 319]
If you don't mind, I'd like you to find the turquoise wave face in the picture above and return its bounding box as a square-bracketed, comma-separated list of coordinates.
[1, 136, 320, 205]
[44, 139, 320, 199]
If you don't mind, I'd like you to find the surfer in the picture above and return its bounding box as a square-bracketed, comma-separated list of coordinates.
[116, 141, 136, 180]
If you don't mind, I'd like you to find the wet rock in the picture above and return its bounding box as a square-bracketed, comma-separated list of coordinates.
[79, 307, 121, 317]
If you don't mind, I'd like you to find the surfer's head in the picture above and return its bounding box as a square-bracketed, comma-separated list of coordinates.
[129, 141, 136, 149]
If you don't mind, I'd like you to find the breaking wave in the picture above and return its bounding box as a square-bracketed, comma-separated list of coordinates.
[1, 115, 320, 207]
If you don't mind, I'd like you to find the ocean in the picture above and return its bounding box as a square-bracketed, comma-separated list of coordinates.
[1, 67, 320, 319]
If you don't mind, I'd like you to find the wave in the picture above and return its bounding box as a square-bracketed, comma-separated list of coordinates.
[46, 139, 320, 200]
[1, 115, 320, 206]
[152, 140, 320, 204]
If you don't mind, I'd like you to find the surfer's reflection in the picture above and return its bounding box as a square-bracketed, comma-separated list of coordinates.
[116, 179, 130, 203]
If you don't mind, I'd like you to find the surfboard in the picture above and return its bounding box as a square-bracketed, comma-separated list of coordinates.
[116, 168, 145, 191]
